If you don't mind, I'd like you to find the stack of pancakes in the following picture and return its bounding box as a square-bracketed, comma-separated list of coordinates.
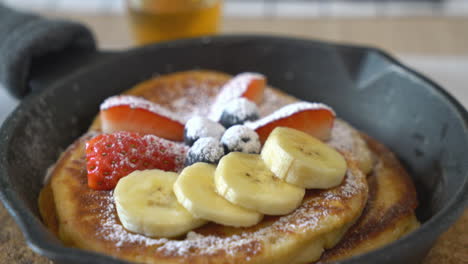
[39, 71, 419, 263]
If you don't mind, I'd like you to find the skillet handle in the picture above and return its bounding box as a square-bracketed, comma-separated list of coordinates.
[0, 4, 97, 98]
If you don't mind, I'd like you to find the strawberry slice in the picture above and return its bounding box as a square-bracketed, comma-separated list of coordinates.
[237, 73, 266, 104]
[247, 102, 335, 144]
[210, 73, 266, 121]
[85, 132, 187, 190]
[100, 95, 185, 141]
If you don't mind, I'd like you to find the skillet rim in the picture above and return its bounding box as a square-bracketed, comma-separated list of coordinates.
[0, 34, 466, 264]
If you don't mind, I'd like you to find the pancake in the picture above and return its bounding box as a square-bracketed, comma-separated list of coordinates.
[318, 134, 419, 262]
[39, 71, 418, 263]
[47, 133, 367, 264]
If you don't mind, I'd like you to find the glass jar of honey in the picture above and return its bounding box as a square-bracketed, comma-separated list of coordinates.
[126, 0, 222, 45]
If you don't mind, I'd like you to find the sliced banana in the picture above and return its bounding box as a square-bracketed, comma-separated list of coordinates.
[215, 152, 305, 215]
[114, 169, 206, 238]
[261, 127, 347, 189]
[174, 163, 262, 227]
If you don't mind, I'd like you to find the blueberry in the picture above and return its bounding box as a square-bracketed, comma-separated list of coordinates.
[219, 98, 259, 128]
[185, 137, 225, 166]
[221, 125, 261, 154]
[184, 116, 225, 146]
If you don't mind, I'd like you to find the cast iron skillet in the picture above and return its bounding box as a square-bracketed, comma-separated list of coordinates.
[0, 35, 467, 264]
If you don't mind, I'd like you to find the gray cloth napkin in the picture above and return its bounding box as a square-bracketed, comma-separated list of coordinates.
[0, 4, 96, 98]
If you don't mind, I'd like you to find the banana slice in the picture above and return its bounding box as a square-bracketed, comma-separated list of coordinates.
[114, 169, 206, 238]
[261, 127, 347, 189]
[215, 152, 305, 215]
[174, 163, 262, 227]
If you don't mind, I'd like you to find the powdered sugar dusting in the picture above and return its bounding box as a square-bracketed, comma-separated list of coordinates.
[328, 120, 357, 153]
[100, 95, 186, 124]
[185, 116, 225, 140]
[257, 88, 296, 117]
[157, 233, 262, 257]
[246, 102, 335, 130]
[275, 171, 366, 235]
[96, 133, 188, 176]
[141, 134, 188, 171]
[93, 161, 366, 258]
[209, 73, 265, 121]
[98, 193, 168, 247]
[221, 125, 261, 154]
[164, 80, 220, 121]
[186, 137, 224, 164]
[328, 120, 374, 174]
[93, 189, 263, 257]
[222, 97, 259, 120]
[49, 72, 372, 261]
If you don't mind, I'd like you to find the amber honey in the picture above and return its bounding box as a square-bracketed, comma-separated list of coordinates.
[127, 0, 222, 44]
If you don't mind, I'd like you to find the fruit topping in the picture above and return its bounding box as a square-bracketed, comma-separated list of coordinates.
[209, 73, 266, 121]
[174, 163, 262, 227]
[100, 95, 185, 141]
[185, 137, 225, 166]
[261, 127, 347, 189]
[219, 98, 260, 128]
[85, 132, 187, 190]
[183, 116, 226, 146]
[247, 102, 335, 144]
[220, 125, 261, 154]
[215, 152, 305, 215]
[114, 169, 206, 238]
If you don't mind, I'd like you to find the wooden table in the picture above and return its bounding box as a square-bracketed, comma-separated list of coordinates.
[0, 14, 467, 264]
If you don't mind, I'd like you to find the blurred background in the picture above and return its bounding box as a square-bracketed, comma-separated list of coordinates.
[2, 0, 467, 53]
[0, 1, 467, 263]
[0, 0, 467, 122]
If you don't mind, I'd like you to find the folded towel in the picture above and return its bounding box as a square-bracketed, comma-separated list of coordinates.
[0, 4, 96, 98]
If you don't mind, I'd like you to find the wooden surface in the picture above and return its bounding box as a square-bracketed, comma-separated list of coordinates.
[1, 14, 467, 264]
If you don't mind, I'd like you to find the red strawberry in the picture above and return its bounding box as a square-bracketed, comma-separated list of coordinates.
[100, 95, 185, 141]
[237, 73, 266, 104]
[247, 102, 335, 144]
[210, 73, 266, 120]
[85, 132, 187, 190]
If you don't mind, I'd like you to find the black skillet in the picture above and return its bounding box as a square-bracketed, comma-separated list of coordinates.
[0, 5, 467, 264]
